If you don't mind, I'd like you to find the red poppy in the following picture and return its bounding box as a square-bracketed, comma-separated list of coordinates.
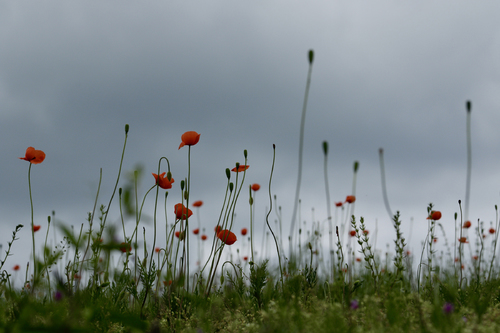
[355, 258, 362, 262]
[427, 211, 442, 221]
[463, 221, 472, 229]
[201, 235, 208, 241]
[232, 165, 249, 172]
[473, 255, 478, 260]
[163, 280, 173, 286]
[454, 257, 459, 262]
[217, 230, 237, 245]
[120, 242, 132, 253]
[433, 237, 438, 243]
[251, 184, 260, 191]
[175, 231, 186, 240]
[192, 200, 203, 207]
[19, 147, 45, 164]
[349, 230, 356, 237]
[335, 202, 343, 207]
[155, 247, 160, 253]
[241, 228, 248, 236]
[152, 172, 174, 189]
[178, 131, 200, 149]
[174, 204, 193, 220]
[33, 225, 41, 232]
[13, 265, 20, 271]
[406, 250, 411, 256]
[362, 230, 369, 235]
[458, 237, 468, 243]
[345, 195, 356, 204]
[490, 228, 496, 234]
[215, 225, 222, 233]
[243, 256, 248, 261]
[193, 228, 200, 235]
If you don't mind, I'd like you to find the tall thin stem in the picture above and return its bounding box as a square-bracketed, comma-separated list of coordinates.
[464, 101, 472, 222]
[289, 50, 314, 260]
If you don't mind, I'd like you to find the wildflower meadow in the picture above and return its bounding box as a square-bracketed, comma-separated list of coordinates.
[2, 50, 500, 333]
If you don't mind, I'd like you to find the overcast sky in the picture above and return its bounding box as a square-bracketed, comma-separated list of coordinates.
[2, 1, 500, 274]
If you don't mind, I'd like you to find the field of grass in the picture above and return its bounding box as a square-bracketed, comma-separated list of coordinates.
[2, 51, 500, 333]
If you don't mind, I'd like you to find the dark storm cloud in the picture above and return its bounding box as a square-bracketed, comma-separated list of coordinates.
[2, 1, 500, 266]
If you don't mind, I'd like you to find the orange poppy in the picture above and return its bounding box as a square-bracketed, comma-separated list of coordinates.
[217, 230, 237, 245]
[178, 131, 200, 149]
[345, 195, 356, 204]
[19, 147, 45, 164]
[231, 165, 249, 172]
[427, 211, 442, 221]
[201, 235, 208, 241]
[192, 200, 203, 207]
[13, 265, 20, 271]
[251, 184, 260, 191]
[120, 242, 132, 253]
[489, 228, 496, 234]
[152, 172, 174, 189]
[193, 228, 200, 235]
[463, 221, 472, 229]
[33, 225, 41, 232]
[458, 237, 468, 243]
[174, 204, 193, 220]
[241, 228, 248, 236]
[335, 202, 343, 207]
[349, 230, 356, 237]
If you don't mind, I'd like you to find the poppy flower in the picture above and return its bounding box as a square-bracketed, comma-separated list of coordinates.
[243, 256, 248, 261]
[251, 184, 260, 191]
[192, 200, 203, 207]
[433, 237, 438, 243]
[120, 242, 132, 253]
[241, 228, 248, 236]
[458, 237, 468, 243]
[489, 228, 496, 234]
[463, 221, 472, 229]
[355, 258, 362, 262]
[152, 172, 174, 189]
[473, 255, 478, 260]
[335, 202, 343, 207]
[217, 230, 237, 245]
[345, 195, 356, 204]
[427, 211, 442, 221]
[163, 280, 173, 286]
[193, 228, 200, 235]
[232, 165, 249, 172]
[349, 230, 356, 237]
[13, 265, 20, 271]
[362, 230, 369, 235]
[178, 131, 200, 149]
[174, 204, 193, 220]
[201, 235, 208, 241]
[175, 231, 186, 240]
[155, 247, 161, 253]
[215, 225, 222, 233]
[19, 147, 45, 164]
[33, 225, 41, 232]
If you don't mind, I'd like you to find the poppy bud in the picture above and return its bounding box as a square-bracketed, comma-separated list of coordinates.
[226, 168, 231, 179]
[229, 183, 234, 192]
[244, 150, 247, 158]
[322, 141, 328, 155]
[466, 100, 471, 113]
[353, 161, 359, 173]
[180, 180, 185, 190]
[125, 124, 129, 134]
[308, 49, 314, 64]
